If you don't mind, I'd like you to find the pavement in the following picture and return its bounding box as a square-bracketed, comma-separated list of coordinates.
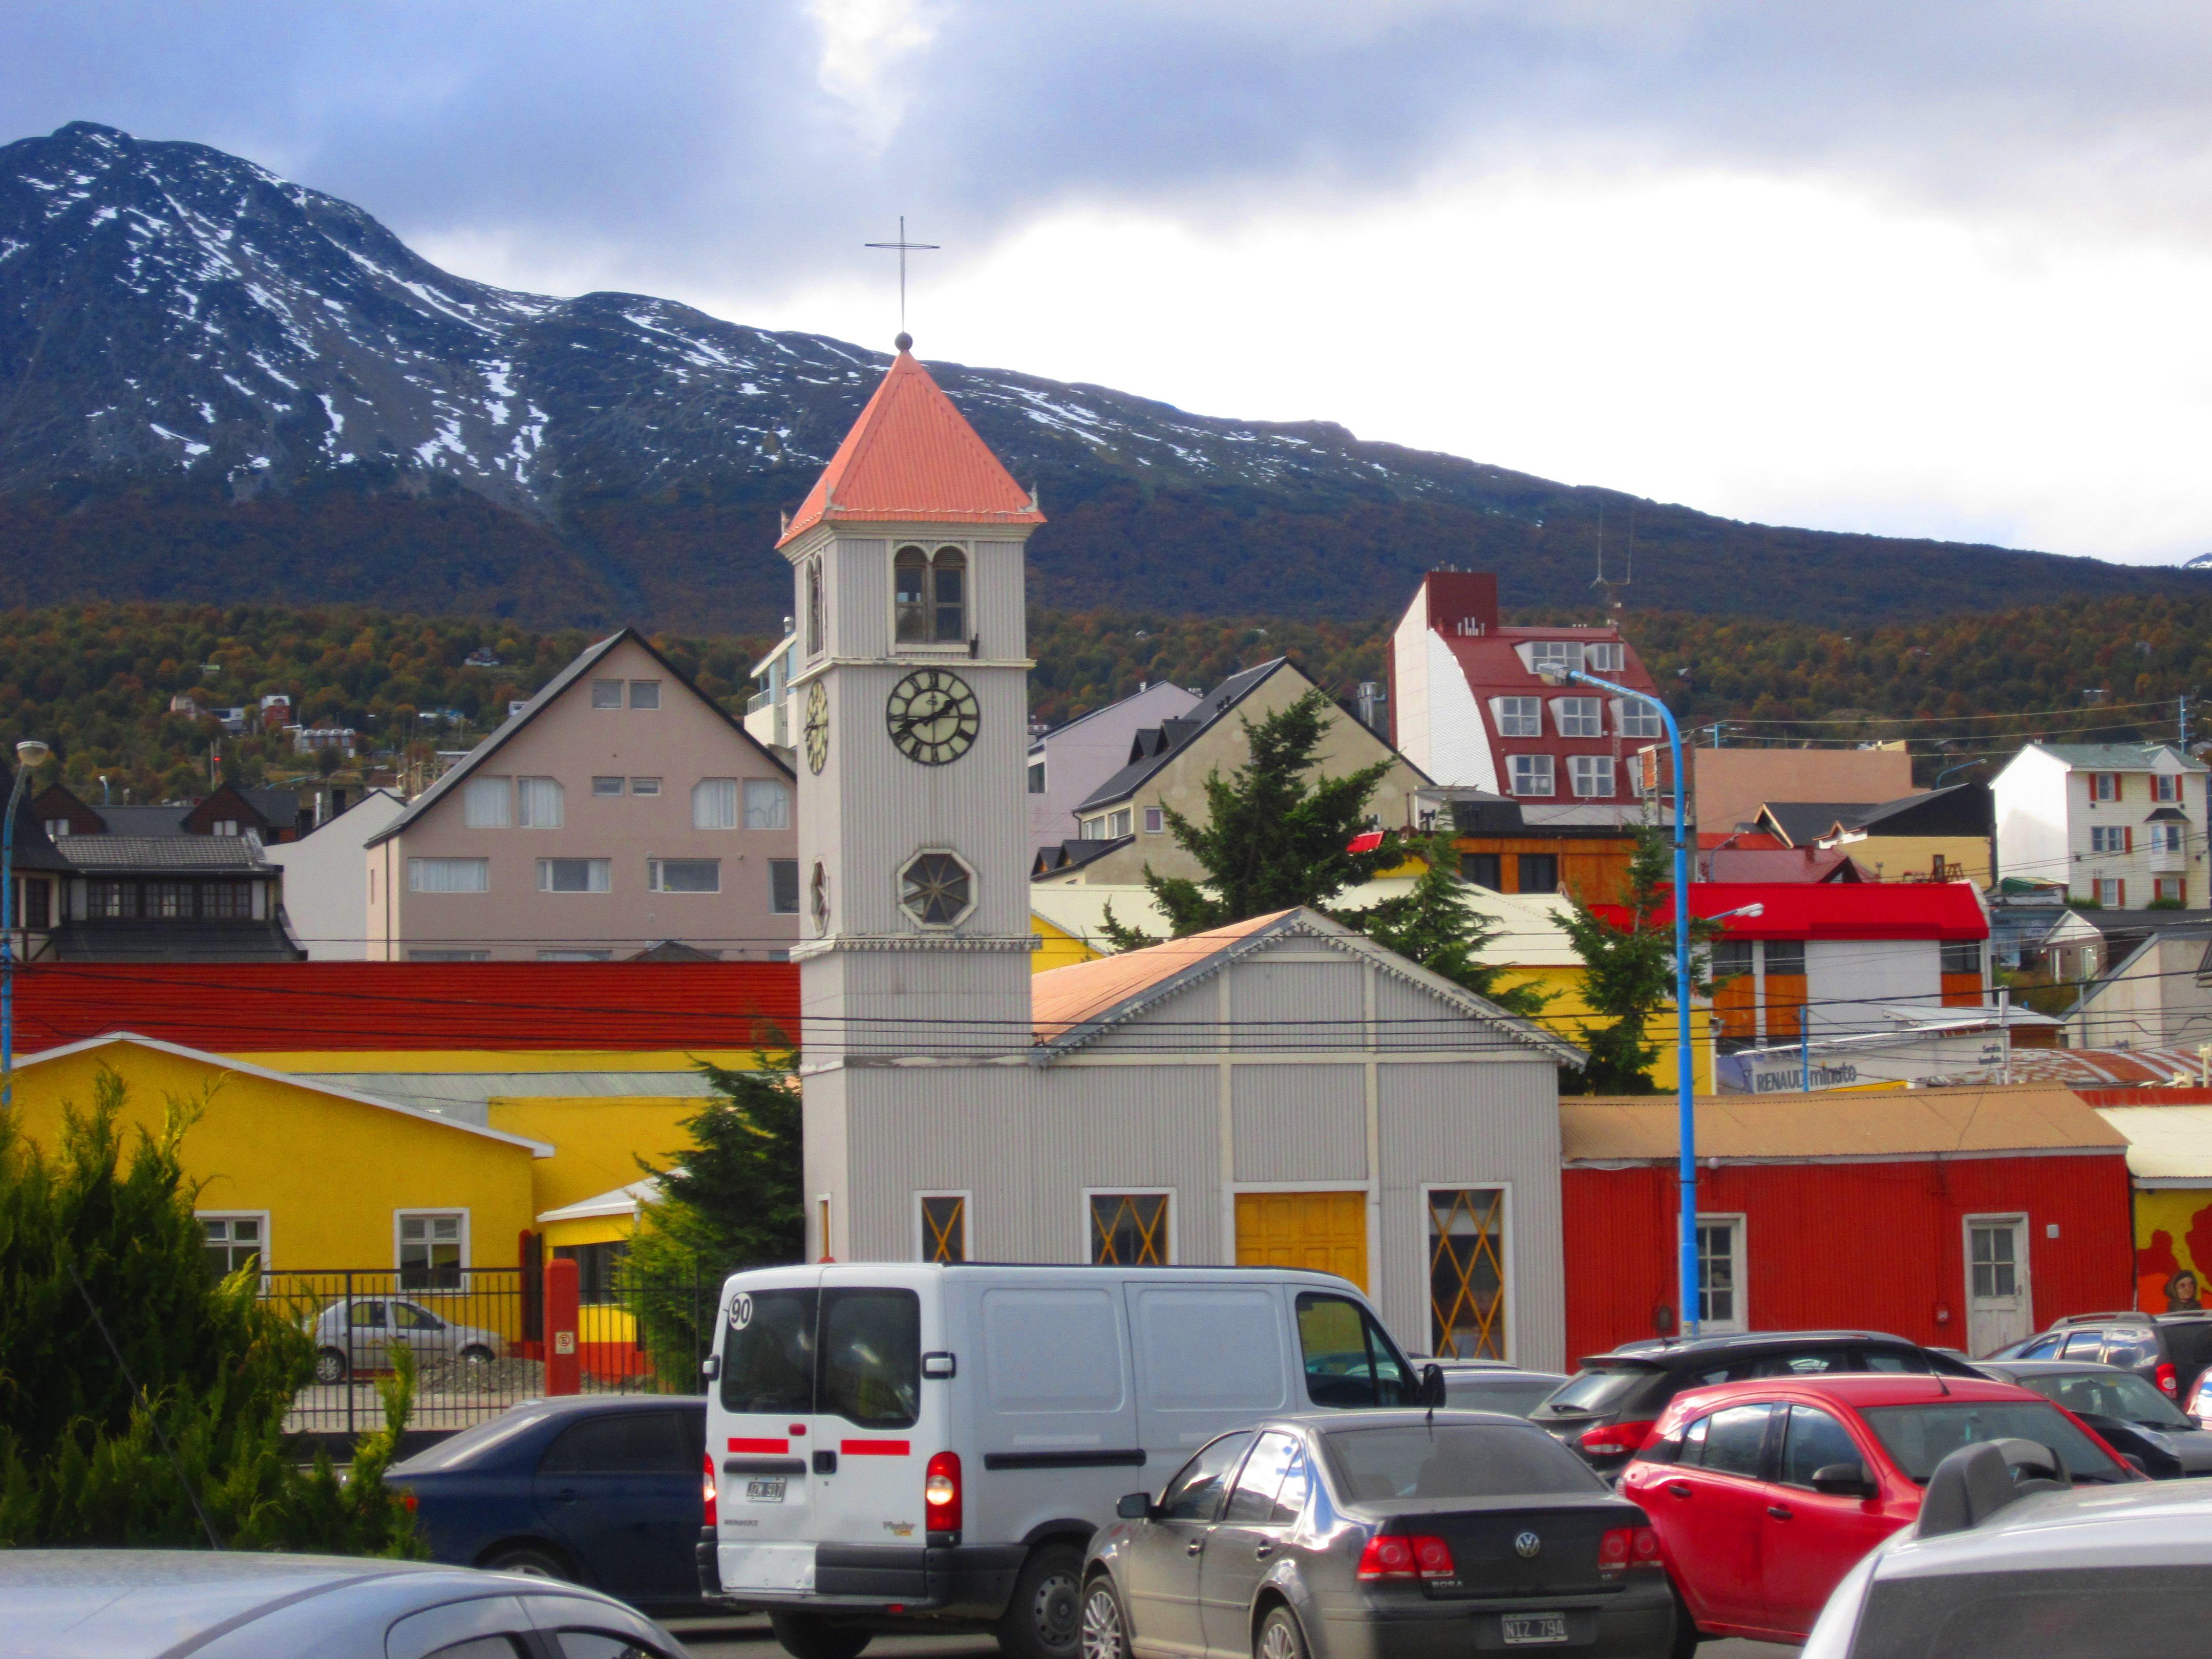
[664, 1617, 1797, 1658]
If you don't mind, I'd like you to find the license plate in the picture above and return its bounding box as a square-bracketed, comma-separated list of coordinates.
[745, 1478, 788, 1503]
[1500, 1613, 1568, 1646]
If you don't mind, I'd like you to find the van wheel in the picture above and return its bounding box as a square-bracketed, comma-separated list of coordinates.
[769, 1612, 873, 1659]
[1080, 1572, 1130, 1659]
[1256, 1606, 1306, 1659]
[999, 1542, 1086, 1659]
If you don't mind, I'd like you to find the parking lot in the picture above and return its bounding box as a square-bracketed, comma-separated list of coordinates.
[664, 1619, 1796, 1658]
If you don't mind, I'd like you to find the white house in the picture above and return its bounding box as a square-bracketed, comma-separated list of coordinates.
[1993, 742, 2210, 909]
[264, 788, 406, 960]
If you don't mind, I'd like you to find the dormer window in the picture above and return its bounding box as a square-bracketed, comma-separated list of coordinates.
[895, 545, 967, 645]
[1522, 641, 1578, 675]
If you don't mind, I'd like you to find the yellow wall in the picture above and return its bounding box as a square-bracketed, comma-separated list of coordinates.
[232, 1048, 769, 1074]
[5, 1041, 538, 1272]
[2135, 1187, 2212, 1313]
[1839, 833, 1993, 886]
[488, 1095, 698, 1217]
[1031, 913, 1103, 971]
[1492, 965, 1718, 1093]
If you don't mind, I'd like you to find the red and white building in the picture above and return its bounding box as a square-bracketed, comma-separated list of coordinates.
[1388, 570, 1661, 814]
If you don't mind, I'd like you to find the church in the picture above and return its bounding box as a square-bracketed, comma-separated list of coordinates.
[777, 337, 1580, 1369]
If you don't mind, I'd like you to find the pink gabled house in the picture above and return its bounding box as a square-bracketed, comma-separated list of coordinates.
[366, 629, 799, 961]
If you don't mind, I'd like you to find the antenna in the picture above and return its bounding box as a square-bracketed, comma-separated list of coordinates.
[864, 215, 940, 350]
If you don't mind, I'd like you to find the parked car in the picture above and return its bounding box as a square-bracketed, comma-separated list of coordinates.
[1972, 1357, 2212, 1478]
[1081, 1410, 1676, 1659]
[1432, 1360, 1569, 1417]
[391, 1394, 709, 1610]
[701, 1263, 1447, 1659]
[1804, 1439, 2212, 1658]
[307, 1294, 505, 1383]
[1619, 1373, 2140, 1649]
[0, 1547, 690, 1658]
[1989, 1309, 2212, 1401]
[1531, 1331, 1981, 1476]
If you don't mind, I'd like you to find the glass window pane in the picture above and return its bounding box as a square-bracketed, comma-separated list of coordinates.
[628, 681, 661, 709]
[1700, 1404, 1774, 1478]
[921, 1195, 966, 1263]
[894, 547, 929, 643]
[932, 549, 966, 642]
[592, 776, 624, 797]
[742, 779, 791, 829]
[1428, 1188, 1506, 1358]
[517, 777, 564, 828]
[1224, 1430, 1302, 1522]
[1322, 1424, 1600, 1501]
[539, 1411, 690, 1475]
[1780, 1406, 1863, 1487]
[818, 1289, 921, 1429]
[653, 859, 720, 894]
[630, 777, 661, 796]
[718, 1287, 818, 1415]
[464, 777, 512, 826]
[1159, 1432, 1254, 1522]
[693, 778, 738, 830]
[1090, 1194, 1169, 1264]
[770, 859, 800, 913]
[591, 679, 623, 709]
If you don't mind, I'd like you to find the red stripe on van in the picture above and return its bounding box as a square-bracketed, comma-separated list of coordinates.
[728, 1437, 790, 1453]
[841, 1439, 911, 1456]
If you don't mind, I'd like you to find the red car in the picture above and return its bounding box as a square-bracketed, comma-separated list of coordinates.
[1618, 1374, 2140, 1649]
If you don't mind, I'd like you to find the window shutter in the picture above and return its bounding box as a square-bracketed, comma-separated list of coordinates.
[2118, 879, 2127, 907]
[2125, 825, 2134, 853]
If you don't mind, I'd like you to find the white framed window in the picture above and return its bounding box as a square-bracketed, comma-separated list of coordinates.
[1523, 641, 1578, 674]
[591, 776, 624, 797]
[693, 778, 738, 830]
[199, 1212, 268, 1279]
[1423, 1184, 1513, 1361]
[2096, 877, 2123, 907]
[538, 857, 610, 893]
[1569, 755, 1615, 798]
[1696, 1214, 1747, 1333]
[650, 857, 720, 893]
[770, 858, 800, 914]
[894, 544, 969, 645]
[1553, 697, 1603, 738]
[397, 1210, 467, 1291]
[1080, 816, 1107, 840]
[408, 857, 488, 893]
[43, 818, 71, 838]
[742, 778, 792, 829]
[1109, 808, 1133, 838]
[2156, 876, 2186, 903]
[1583, 642, 1625, 672]
[210, 819, 240, 837]
[463, 776, 511, 828]
[1028, 759, 1046, 795]
[591, 678, 624, 710]
[2156, 775, 2180, 802]
[1508, 754, 1555, 797]
[2090, 825, 2128, 854]
[918, 1192, 972, 1263]
[1086, 1188, 1174, 1265]
[1143, 806, 1165, 834]
[805, 558, 825, 657]
[628, 680, 661, 710]
[630, 776, 661, 796]
[1615, 701, 1664, 739]
[537, 949, 613, 960]
[1493, 696, 1543, 737]
[517, 776, 563, 828]
[2091, 772, 2118, 802]
[2150, 822, 2185, 853]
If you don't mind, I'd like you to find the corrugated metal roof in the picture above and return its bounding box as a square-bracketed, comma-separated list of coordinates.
[53, 836, 270, 870]
[2094, 1106, 2212, 1179]
[1561, 1083, 2126, 1162]
[777, 349, 1045, 546]
[2025, 742, 2206, 772]
[10, 961, 799, 1054]
[2009, 1045, 2212, 1087]
[1032, 911, 1289, 1041]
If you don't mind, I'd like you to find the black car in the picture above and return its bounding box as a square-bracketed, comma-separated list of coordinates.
[390, 1394, 708, 1611]
[1992, 1311, 2212, 1403]
[1081, 1410, 1675, 1659]
[1531, 1331, 1981, 1476]
[1972, 1357, 2212, 1478]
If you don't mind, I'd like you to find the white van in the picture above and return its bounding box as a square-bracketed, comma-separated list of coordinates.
[697, 1262, 1441, 1659]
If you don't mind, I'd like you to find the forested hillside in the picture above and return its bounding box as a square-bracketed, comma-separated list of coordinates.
[5, 597, 2203, 806]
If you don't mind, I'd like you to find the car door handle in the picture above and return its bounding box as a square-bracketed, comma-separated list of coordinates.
[1768, 1505, 1794, 1521]
[1187, 1539, 1205, 1557]
[1254, 1543, 1274, 1560]
[1666, 1482, 1692, 1499]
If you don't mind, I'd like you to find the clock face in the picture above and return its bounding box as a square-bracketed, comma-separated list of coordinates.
[885, 669, 980, 766]
[803, 680, 830, 775]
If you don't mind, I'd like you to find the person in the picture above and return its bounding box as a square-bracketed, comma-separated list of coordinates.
[2164, 1268, 2204, 1312]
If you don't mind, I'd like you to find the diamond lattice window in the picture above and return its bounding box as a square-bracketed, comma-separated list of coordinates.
[1427, 1188, 1507, 1358]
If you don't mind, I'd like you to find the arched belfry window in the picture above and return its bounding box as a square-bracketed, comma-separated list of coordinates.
[894, 545, 967, 645]
[805, 558, 825, 657]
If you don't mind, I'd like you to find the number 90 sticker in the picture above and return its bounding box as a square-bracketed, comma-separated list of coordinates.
[728, 1292, 754, 1330]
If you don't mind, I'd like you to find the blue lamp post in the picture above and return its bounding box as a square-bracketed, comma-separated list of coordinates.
[3, 738, 52, 1112]
[1539, 669, 1758, 1338]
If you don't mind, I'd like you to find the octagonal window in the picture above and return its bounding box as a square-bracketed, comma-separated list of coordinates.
[901, 851, 974, 927]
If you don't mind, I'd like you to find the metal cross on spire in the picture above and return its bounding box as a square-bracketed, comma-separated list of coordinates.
[864, 215, 939, 351]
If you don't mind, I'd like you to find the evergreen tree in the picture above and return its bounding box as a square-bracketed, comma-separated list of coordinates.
[1559, 827, 1716, 1094]
[1334, 834, 1554, 1019]
[1097, 688, 1395, 948]
[624, 1047, 805, 1386]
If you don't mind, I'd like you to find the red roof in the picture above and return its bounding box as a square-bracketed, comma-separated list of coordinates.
[777, 349, 1045, 546]
[1592, 881, 1987, 941]
[9, 962, 800, 1055]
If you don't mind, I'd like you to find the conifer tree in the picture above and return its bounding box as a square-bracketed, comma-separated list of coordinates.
[1335, 834, 1554, 1019]
[1559, 826, 1715, 1094]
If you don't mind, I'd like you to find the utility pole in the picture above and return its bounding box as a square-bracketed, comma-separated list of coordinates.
[2181, 693, 2192, 752]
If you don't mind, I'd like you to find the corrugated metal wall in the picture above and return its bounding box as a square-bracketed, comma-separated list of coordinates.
[1232, 1064, 1366, 1181]
[1561, 1153, 2136, 1363]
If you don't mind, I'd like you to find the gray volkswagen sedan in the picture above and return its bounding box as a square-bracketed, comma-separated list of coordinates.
[1080, 1410, 1675, 1659]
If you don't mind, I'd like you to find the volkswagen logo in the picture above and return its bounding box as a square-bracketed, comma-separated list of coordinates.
[728, 1292, 754, 1330]
[1514, 1532, 1542, 1559]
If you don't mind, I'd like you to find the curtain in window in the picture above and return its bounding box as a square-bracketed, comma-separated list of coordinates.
[464, 776, 511, 827]
[743, 778, 791, 828]
[409, 858, 490, 892]
[517, 776, 563, 827]
[693, 778, 739, 830]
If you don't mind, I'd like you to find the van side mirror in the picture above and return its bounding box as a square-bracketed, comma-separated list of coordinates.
[1809, 1461, 1875, 1498]
[1418, 1363, 1448, 1410]
[700, 1354, 721, 1382]
[1116, 1492, 1154, 1521]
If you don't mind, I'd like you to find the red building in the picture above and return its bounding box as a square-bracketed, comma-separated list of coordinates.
[1561, 1083, 2134, 1363]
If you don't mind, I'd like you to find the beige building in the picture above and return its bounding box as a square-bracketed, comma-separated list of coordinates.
[1051, 657, 1432, 886]
[1682, 745, 1918, 834]
[365, 629, 798, 961]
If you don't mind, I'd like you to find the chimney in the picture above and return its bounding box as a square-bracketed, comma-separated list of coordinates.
[1426, 571, 1499, 637]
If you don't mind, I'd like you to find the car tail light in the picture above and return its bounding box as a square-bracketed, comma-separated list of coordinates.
[1410, 1536, 1456, 1579]
[1599, 1527, 1663, 1572]
[1358, 1535, 1415, 1580]
[2157, 1362, 2179, 1398]
[1579, 1420, 1657, 1457]
[925, 1450, 962, 1535]
[702, 1453, 717, 1527]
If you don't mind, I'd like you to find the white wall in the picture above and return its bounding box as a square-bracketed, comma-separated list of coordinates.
[266, 790, 406, 960]
[1992, 746, 2071, 897]
[1804, 938, 1942, 1034]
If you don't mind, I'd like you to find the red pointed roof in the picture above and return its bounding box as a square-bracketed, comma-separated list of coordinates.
[777, 348, 1045, 546]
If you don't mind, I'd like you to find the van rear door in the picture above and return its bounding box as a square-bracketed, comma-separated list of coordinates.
[714, 1273, 821, 1592]
[810, 1279, 934, 1554]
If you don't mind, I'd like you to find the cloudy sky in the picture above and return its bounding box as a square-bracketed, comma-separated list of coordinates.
[9, 1, 2212, 561]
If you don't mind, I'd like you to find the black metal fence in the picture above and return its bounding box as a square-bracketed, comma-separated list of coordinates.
[262, 1267, 715, 1440]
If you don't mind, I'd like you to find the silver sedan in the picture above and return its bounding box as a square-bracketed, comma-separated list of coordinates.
[308, 1295, 505, 1384]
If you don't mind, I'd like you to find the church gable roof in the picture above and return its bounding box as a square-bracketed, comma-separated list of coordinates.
[1030, 907, 1581, 1065]
[778, 348, 1045, 545]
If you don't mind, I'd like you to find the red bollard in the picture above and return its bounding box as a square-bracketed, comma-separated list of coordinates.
[545, 1256, 580, 1396]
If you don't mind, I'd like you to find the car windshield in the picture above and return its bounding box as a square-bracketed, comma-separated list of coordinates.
[1860, 1400, 2130, 1484]
[392, 1404, 555, 1472]
[1320, 1423, 1605, 1501]
[1538, 1367, 1655, 1415]
[2022, 1370, 2193, 1429]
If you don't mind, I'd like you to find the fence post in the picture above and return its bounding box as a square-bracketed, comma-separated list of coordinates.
[545, 1257, 580, 1396]
[345, 1270, 356, 1440]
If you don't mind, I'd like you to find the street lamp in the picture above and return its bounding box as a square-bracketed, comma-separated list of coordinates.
[1540, 666, 1726, 1337]
[3, 737, 52, 1112]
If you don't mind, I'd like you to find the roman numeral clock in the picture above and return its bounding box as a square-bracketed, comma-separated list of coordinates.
[885, 668, 980, 766]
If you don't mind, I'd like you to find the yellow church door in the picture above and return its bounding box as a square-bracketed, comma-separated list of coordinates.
[1235, 1191, 1369, 1291]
